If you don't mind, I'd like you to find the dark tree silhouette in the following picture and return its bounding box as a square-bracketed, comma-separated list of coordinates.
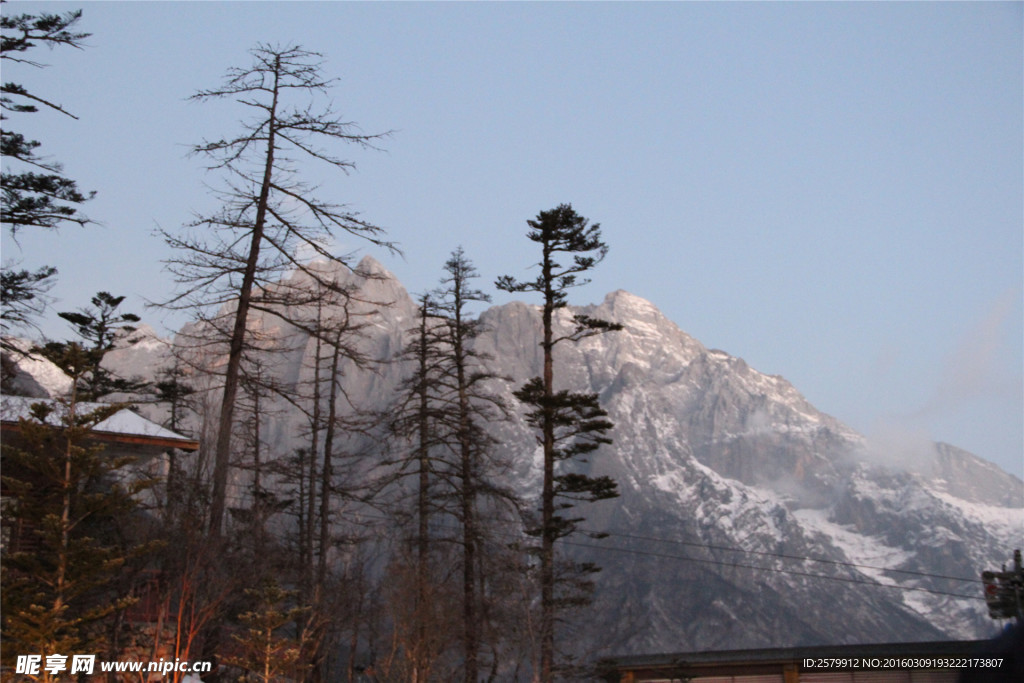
[1, 7, 94, 233]
[496, 204, 621, 681]
[386, 248, 518, 681]
[38, 291, 146, 401]
[158, 44, 396, 536]
[1, 7, 93, 336]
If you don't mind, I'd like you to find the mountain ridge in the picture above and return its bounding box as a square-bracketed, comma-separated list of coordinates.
[4, 255, 1020, 653]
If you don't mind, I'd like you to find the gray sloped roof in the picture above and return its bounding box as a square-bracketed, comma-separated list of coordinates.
[1, 396, 198, 450]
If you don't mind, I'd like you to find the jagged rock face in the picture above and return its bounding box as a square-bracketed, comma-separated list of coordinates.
[46, 256, 1022, 654]
[471, 288, 1020, 650]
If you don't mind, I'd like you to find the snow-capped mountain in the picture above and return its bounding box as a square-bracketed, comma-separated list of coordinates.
[471, 280, 1021, 651]
[9, 255, 1020, 654]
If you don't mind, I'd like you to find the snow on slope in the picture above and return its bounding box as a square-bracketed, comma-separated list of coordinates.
[29, 259, 1020, 653]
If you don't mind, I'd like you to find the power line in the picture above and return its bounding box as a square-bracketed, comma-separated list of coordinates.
[560, 537, 985, 602]
[329, 509, 986, 601]
[577, 526, 984, 586]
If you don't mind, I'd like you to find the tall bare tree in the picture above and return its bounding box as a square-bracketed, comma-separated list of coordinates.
[280, 267, 388, 681]
[384, 291, 455, 681]
[432, 248, 510, 683]
[159, 44, 396, 536]
[384, 248, 520, 681]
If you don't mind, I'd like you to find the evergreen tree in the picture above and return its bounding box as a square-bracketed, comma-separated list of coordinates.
[1, 7, 94, 233]
[496, 204, 621, 681]
[0, 265, 56, 337]
[1, 7, 94, 334]
[38, 291, 146, 401]
[0, 347, 152, 678]
[151, 359, 197, 534]
[225, 579, 309, 682]
[154, 360, 197, 435]
[158, 43, 396, 537]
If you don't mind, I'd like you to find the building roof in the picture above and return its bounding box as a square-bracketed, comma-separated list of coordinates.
[1, 395, 199, 451]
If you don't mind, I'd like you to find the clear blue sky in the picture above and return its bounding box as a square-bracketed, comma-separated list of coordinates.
[2, 1, 1021, 479]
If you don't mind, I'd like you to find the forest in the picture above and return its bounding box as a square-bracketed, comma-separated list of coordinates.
[1, 9, 621, 683]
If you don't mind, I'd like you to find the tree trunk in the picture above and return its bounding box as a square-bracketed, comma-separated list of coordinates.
[539, 247, 556, 682]
[416, 303, 431, 683]
[314, 326, 343, 675]
[208, 57, 281, 537]
[456, 293, 479, 683]
[306, 303, 324, 604]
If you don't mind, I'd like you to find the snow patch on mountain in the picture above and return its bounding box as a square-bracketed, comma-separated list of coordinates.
[924, 489, 1023, 546]
[1, 339, 73, 398]
[12, 260, 1018, 653]
[792, 508, 915, 583]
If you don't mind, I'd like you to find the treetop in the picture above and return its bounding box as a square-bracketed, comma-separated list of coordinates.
[496, 203, 610, 308]
[1, 9, 89, 61]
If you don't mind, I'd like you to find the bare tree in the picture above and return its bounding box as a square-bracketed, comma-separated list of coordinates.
[267, 266, 391, 681]
[432, 248, 509, 683]
[158, 44, 397, 536]
[384, 249, 520, 681]
[383, 292, 458, 681]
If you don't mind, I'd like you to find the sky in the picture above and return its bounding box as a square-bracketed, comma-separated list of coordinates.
[2, 1, 1021, 479]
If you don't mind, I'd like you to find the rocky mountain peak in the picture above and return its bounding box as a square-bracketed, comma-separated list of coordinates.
[8, 262, 1020, 654]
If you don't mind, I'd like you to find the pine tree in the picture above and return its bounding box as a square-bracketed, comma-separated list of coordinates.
[153, 359, 197, 518]
[0, 265, 56, 337]
[1, 7, 94, 233]
[225, 579, 309, 683]
[1, 7, 94, 335]
[0, 347, 152, 678]
[158, 44, 397, 537]
[38, 291, 147, 401]
[496, 204, 621, 681]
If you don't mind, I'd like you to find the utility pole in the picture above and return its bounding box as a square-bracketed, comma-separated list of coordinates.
[981, 549, 1023, 623]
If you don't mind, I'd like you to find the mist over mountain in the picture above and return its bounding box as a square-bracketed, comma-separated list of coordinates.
[11, 255, 1020, 656]
[468, 273, 1020, 651]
